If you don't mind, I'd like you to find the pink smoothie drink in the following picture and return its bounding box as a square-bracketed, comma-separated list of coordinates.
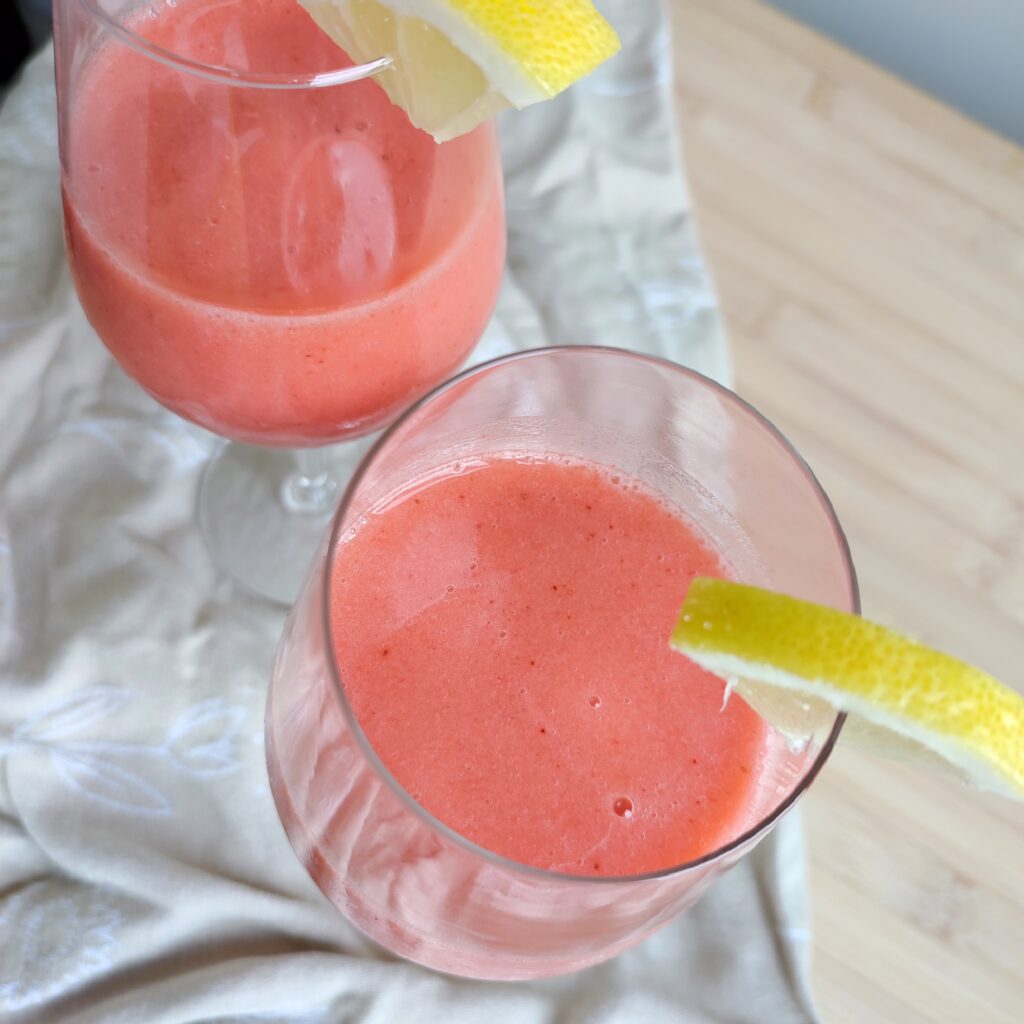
[330, 455, 767, 876]
[61, 0, 505, 445]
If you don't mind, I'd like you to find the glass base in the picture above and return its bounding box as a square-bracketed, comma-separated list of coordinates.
[197, 439, 372, 605]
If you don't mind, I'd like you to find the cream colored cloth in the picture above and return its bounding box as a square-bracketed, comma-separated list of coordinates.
[0, 3, 819, 1021]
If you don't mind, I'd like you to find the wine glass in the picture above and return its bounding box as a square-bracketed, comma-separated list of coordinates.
[267, 346, 857, 979]
[53, 0, 506, 602]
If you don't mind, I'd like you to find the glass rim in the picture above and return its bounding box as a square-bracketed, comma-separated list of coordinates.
[77, 0, 392, 90]
[320, 345, 859, 886]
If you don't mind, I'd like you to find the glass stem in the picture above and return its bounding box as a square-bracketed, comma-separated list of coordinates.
[281, 446, 338, 515]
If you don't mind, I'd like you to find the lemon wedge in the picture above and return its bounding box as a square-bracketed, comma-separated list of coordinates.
[300, 0, 621, 140]
[672, 577, 1024, 799]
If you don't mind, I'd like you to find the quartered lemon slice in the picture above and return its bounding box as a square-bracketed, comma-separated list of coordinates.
[300, 0, 621, 140]
[672, 577, 1024, 800]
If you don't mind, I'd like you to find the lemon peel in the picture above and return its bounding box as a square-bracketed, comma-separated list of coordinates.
[673, 578, 1024, 799]
[301, 0, 620, 140]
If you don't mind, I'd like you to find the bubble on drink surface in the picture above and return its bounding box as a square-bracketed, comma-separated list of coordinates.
[613, 797, 633, 818]
[588, 696, 601, 709]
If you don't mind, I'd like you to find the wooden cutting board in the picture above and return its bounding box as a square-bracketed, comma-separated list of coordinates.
[671, 2, 1024, 1021]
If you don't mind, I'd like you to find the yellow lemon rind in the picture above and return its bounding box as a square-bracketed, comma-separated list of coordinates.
[380, 0, 621, 106]
[672, 578, 1024, 800]
[301, 0, 620, 140]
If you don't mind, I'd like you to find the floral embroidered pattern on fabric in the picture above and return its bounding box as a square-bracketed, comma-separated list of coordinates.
[0, 686, 247, 816]
[0, 884, 122, 1011]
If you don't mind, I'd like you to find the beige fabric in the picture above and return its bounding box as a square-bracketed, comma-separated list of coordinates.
[0, 3, 819, 1021]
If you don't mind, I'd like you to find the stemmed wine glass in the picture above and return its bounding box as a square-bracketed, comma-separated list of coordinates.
[54, 0, 506, 602]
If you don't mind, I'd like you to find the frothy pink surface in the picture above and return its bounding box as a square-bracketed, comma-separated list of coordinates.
[330, 456, 767, 877]
[62, 0, 504, 444]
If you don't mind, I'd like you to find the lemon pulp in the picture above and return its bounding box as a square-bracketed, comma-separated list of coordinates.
[673, 578, 1024, 799]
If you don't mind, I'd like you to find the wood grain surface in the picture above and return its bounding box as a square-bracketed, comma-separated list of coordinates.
[670, 2, 1024, 1021]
